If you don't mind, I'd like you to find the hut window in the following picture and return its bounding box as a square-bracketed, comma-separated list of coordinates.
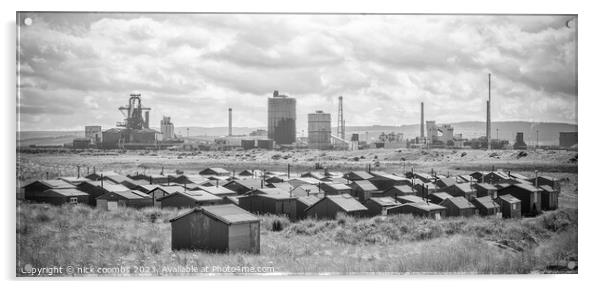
[70, 197, 78, 204]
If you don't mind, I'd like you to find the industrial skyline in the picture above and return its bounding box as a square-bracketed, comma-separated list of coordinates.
[17, 13, 577, 132]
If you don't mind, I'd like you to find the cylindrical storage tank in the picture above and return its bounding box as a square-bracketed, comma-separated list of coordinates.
[308, 111, 332, 150]
[267, 92, 296, 145]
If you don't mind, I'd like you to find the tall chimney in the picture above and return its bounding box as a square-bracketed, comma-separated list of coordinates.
[420, 102, 424, 139]
[487, 73, 491, 149]
[228, 108, 232, 136]
[145, 111, 150, 129]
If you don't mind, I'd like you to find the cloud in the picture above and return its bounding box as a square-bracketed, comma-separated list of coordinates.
[17, 13, 577, 132]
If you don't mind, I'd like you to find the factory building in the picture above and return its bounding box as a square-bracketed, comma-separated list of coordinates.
[559, 132, 577, 148]
[308, 110, 332, 150]
[160, 116, 175, 140]
[85, 125, 102, 145]
[426, 121, 454, 145]
[267, 90, 296, 145]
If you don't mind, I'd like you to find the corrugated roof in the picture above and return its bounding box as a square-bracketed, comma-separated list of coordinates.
[326, 194, 367, 212]
[473, 196, 500, 209]
[170, 204, 258, 224]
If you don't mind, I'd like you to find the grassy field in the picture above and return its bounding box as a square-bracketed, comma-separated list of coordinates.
[15, 149, 578, 275]
[16, 202, 577, 276]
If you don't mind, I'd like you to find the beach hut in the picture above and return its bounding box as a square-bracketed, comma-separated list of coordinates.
[33, 188, 89, 205]
[474, 183, 498, 198]
[238, 192, 297, 220]
[23, 180, 75, 202]
[385, 203, 446, 219]
[295, 195, 321, 219]
[170, 205, 260, 253]
[539, 185, 559, 211]
[350, 180, 380, 202]
[96, 190, 153, 209]
[471, 196, 502, 217]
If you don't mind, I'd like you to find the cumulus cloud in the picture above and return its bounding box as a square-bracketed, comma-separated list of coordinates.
[17, 13, 577, 131]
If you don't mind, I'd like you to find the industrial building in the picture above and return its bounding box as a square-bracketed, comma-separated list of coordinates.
[426, 121, 455, 146]
[308, 110, 332, 150]
[160, 116, 175, 140]
[85, 125, 102, 145]
[267, 90, 296, 145]
[559, 132, 577, 148]
[102, 92, 160, 149]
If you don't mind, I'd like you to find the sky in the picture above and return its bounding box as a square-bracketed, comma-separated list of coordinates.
[17, 13, 577, 132]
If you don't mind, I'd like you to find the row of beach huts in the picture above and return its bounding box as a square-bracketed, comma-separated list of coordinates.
[19, 167, 561, 253]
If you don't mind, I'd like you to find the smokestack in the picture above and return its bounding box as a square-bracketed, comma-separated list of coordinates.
[420, 102, 424, 139]
[228, 108, 232, 136]
[487, 73, 491, 149]
[145, 111, 150, 129]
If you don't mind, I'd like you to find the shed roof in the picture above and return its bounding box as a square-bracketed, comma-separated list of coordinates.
[538, 185, 556, 193]
[430, 192, 453, 201]
[270, 182, 294, 192]
[170, 204, 258, 225]
[100, 184, 131, 193]
[297, 195, 320, 207]
[400, 202, 446, 212]
[99, 190, 150, 200]
[323, 183, 350, 191]
[198, 186, 235, 196]
[369, 172, 408, 181]
[443, 197, 476, 209]
[152, 186, 184, 195]
[451, 183, 475, 193]
[436, 177, 457, 188]
[386, 185, 414, 194]
[41, 188, 88, 197]
[324, 194, 368, 212]
[345, 171, 373, 180]
[497, 194, 521, 204]
[396, 195, 427, 204]
[199, 167, 230, 175]
[473, 196, 500, 209]
[289, 177, 321, 185]
[352, 180, 378, 191]
[368, 197, 399, 207]
[509, 183, 543, 192]
[29, 179, 76, 189]
[475, 183, 497, 191]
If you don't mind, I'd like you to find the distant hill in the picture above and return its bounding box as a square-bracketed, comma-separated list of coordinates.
[17, 121, 577, 147]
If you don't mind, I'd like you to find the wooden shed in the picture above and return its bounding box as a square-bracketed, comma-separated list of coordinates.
[295, 195, 320, 219]
[170, 174, 210, 185]
[170, 204, 260, 253]
[475, 183, 498, 198]
[440, 197, 478, 217]
[396, 195, 427, 204]
[223, 179, 265, 195]
[343, 171, 373, 181]
[197, 186, 237, 198]
[287, 177, 321, 188]
[471, 196, 501, 217]
[382, 185, 414, 198]
[538, 185, 559, 211]
[290, 184, 322, 198]
[531, 176, 561, 192]
[199, 167, 230, 176]
[305, 194, 368, 219]
[238, 191, 297, 219]
[495, 194, 522, 218]
[84, 171, 120, 181]
[148, 186, 184, 207]
[350, 180, 380, 202]
[483, 171, 512, 184]
[23, 180, 76, 202]
[367, 172, 412, 190]
[429, 192, 454, 204]
[75, 181, 126, 206]
[364, 197, 400, 216]
[238, 170, 255, 177]
[441, 183, 477, 201]
[434, 177, 457, 190]
[321, 183, 352, 196]
[34, 188, 89, 205]
[385, 203, 446, 219]
[158, 190, 223, 209]
[96, 190, 153, 209]
[498, 183, 542, 216]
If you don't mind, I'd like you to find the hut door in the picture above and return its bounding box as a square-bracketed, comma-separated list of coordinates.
[434, 212, 441, 220]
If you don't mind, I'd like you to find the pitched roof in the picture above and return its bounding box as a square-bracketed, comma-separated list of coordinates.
[369, 172, 408, 181]
[443, 197, 476, 209]
[435, 177, 457, 188]
[345, 171, 373, 180]
[100, 184, 131, 193]
[322, 182, 350, 191]
[198, 186, 236, 196]
[451, 183, 475, 193]
[58, 177, 88, 184]
[510, 183, 543, 192]
[199, 167, 230, 175]
[99, 190, 150, 200]
[151, 186, 184, 195]
[226, 179, 264, 190]
[324, 194, 368, 212]
[173, 174, 209, 184]
[475, 183, 497, 191]
[396, 195, 427, 204]
[29, 179, 76, 189]
[473, 196, 500, 209]
[170, 204, 258, 224]
[430, 192, 453, 201]
[368, 197, 399, 207]
[386, 185, 414, 194]
[162, 190, 222, 202]
[297, 195, 320, 207]
[538, 185, 556, 193]
[270, 182, 294, 192]
[352, 180, 378, 191]
[497, 194, 521, 204]
[403, 202, 446, 211]
[288, 177, 321, 185]
[41, 188, 88, 197]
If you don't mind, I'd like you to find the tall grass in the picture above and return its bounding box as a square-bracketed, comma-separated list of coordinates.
[16, 202, 577, 275]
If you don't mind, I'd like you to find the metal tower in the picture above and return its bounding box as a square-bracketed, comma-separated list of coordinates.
[337, 96, 345, 140]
